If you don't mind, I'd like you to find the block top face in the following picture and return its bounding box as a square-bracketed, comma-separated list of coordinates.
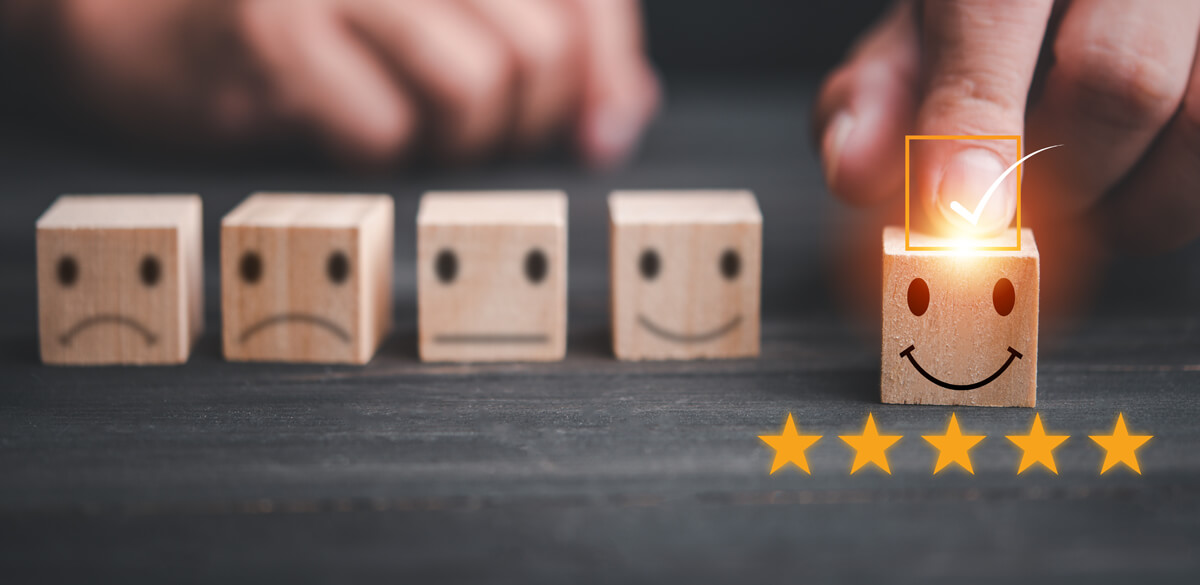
[884, 226, 1037, 257]
[37, 195, 200, 229]
[417, 191, 566, 226]
[222, 193, 392, 228]
[609, 191, 762, 225]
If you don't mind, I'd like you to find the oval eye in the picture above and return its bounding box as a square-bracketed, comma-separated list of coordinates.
[639, 249, 660, 281]
[240, 251, 263, 284]
[57, 256, 78, 287]
[327, 251, 350, 284]
[993, 278, 1015, 316]
[435, 249, 458, 284]
[524, 249, 547, 284]
[140, 255, 161, 287]
[719, 249, 741, 280]
[907, 278, 929, 316]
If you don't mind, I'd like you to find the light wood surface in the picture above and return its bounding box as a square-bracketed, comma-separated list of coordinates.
[608, 190, 761, 360]
[221, 193, 393, 364]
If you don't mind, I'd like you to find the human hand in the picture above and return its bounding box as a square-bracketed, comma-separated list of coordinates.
[814, 0, 1200, 252]
[41, 0, 659, 169]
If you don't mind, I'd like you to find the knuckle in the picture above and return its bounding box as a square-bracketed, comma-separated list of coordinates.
[1056, 38, 1184, 128]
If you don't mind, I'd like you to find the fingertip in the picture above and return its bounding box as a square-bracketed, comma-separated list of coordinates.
[577, 63, 660, 170]
[928, 147, 1017, 236]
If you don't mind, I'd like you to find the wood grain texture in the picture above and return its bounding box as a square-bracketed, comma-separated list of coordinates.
[221, 193, 393, 364]
[417, 191, 567, 362]
[882, 227, 1039, 407]
[609, 191, 761, 360]
[35, 195, 203, 365]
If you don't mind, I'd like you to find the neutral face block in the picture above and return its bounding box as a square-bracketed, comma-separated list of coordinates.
[36, 195, 204, 365]
[882, 227, 1039, 407]
[417, 191, 567, 362]
[221, 193, 394, 364]
[609, 190, 762, 361]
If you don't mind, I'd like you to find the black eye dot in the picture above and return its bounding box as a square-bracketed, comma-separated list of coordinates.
[435, 249, 458, 284]
[994, 278, 1015, 316]
[524, 249, 548, 284]
[719, 249, 741, 280]
[57, 256, 78, 287]
[907, 278, 929, 316]
[139, 255, 161, 287]
[327, 251, 350, 284]
[639, 249, 660, 281]
[240, 251, 262, 284]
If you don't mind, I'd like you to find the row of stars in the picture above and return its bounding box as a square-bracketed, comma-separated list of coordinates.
[759, 413, 1152, 475]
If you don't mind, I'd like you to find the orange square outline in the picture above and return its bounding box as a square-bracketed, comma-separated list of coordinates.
[904, 135, 1022, 251]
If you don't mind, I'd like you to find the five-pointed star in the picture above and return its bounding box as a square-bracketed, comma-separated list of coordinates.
[923, 413, 985, 474]
[1006, 414, 1069, 474]
[759, 413, 822, 474]
[1090, 413, 1152, 474]
[840, 413, 902, 474]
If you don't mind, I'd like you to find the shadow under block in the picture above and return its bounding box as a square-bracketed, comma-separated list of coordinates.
[609, 190, 762, 361]
[417, 191, 567, 362]
[221, 193, 394, 364]
[881, 227, 1039, 407]
[36, 195, 204, 365]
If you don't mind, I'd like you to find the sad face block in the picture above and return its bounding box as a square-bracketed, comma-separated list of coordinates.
[221, 193, 394, 364]
[881, 227, 1039, 407]
[417, 191, 567, 362]
[609, 191, 762, 361]
[36, 195, 204, 365]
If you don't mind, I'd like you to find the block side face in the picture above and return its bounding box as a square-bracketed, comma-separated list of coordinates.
[38, 226, 185, 365]
[182, 199, 204, 351]
[357, 198, 394, 364]
[418, 223, 566, 362]
[881, 242, 1038, 407]
[611, 220, 761, 361]
[417, 191, 566, 226]
[222, 225, 362, 363]
[609, 190, 762, 225]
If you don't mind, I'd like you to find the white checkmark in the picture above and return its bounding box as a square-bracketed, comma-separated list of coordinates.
[949, 144, 1063, 226]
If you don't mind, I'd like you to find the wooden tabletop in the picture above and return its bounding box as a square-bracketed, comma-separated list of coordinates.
[1, 81, 1198, 583]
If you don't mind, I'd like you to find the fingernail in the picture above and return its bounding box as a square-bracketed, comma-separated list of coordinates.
[587, 105, 641, 169]
[934, 148, 1017, 235]
[822, 112, 855, 192]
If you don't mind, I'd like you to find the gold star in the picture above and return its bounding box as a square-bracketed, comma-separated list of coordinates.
[1006, 414, 1069, 474]
[840, 413, 902, 474]
[1090, 413, 1152, 474]
[759, 413, 822, 474]
[923, 413, 985, 474]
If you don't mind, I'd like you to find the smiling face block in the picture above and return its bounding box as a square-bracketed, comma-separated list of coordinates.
[417, 191, 567, 362]
[882, 227, 1039, 407]
[36, 195, 204, 365]
[221, 193, 394, 364]
[609, 191, 762, 361]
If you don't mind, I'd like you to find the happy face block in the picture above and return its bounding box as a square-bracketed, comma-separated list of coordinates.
[36, 195, 204, 365]
[882, 227, 1039, 407]
[417, 191, 567, 362]
[221, 193, 393, 364]
[609, 191, 761, 361]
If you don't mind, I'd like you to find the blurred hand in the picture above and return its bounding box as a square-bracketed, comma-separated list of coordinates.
[38, 0, 659, 168]
[815, 0, 1200, 252]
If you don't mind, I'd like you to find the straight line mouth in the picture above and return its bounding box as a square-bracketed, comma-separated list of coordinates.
[900, 345, 1023, 391]
[433, 334, 550, 344]
[60, 314, 158, 346]
[637, 314, 743, 344]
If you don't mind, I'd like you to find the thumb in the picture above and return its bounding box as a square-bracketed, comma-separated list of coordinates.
[915, 0, 1053, 235]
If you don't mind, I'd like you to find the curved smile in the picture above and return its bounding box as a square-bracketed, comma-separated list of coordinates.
[637, 314, 742, 344]
[900, 345, 1022, 391]
[239, 313, 351, 344]
[60, 314, 158, 346]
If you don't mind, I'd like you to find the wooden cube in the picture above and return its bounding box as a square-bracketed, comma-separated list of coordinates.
[221, 193, 393, 364]
[36, 195, 204, 365]
[881, 227, 1039, 407]
[609, 190, 762, 361]
[417, 191, 567, 362]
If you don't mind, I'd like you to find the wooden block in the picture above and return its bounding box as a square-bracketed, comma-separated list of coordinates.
[221, 193, 393, 364]
[609, 190, 762, 361]
[881, 227, 1039, 407]
[36, 195, 204, 365]
[417, 191, 567, 362]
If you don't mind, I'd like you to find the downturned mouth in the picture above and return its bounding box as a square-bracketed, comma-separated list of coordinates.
[239, 314, 351, 344]
[60, 314, 158, 346]
[637, 314, 743, 344]
[900, 345, 1022, 391]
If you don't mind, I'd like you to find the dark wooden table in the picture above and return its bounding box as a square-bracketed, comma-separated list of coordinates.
[1, 80, 1198, 584]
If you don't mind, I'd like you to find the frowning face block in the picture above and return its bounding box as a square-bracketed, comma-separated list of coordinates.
[417, 191, 567, 362]
[609, 191, 762, 360]
[221, 193, 394, 364]
[881, 227, 1039, 407]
